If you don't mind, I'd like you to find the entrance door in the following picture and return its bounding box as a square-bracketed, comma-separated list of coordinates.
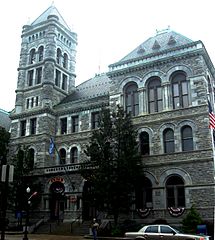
[49, 181, 65, 221]
[82, 181, 96, 220]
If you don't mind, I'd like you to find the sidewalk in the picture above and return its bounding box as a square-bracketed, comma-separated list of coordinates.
[5, 234, 86, 240]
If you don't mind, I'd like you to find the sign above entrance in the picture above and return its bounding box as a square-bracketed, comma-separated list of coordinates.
[49, 177, 65, 184]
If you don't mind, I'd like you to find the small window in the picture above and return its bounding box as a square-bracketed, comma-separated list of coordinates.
[26, 99, 30, 109]
[27, 148, 35, 170]
[166, 175, 185, 207]
[171, 71, 189, 109]
[57, 48, 61, 65]
[59, 148, 66, 164]
[70, 147, 78, 163]
[29, 49, 36, 64]
[63, 53, 68, 69]
[20, 120, 26, 136]
[72, 116, 79, 133]
[60, 118, 67, 134]
[148, 77, 162, 113]
[36, 67, 42, 84]
[181, 126, 193, 151]
[38, 46, 44, 61]
[31, 97, 34, 108]
[62, 74, 67, 90]
[163, 128, 175, 153]
[28, 70, 34, 86]
[30, 118, 37, 135]
[35, 96, 39, 106]
[91, 112, 100, 129]
[55, 70, 61, 87]
[124, 82, 139, 116]
[140, 131, 150, 155]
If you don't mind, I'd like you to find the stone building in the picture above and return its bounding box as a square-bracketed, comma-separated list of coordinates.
[9, 4, 215, 230]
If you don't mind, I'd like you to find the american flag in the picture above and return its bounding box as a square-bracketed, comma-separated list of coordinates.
[208, 100, 215, 129]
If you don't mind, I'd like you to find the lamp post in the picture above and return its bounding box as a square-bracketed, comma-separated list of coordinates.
[23, 187, 30, 240]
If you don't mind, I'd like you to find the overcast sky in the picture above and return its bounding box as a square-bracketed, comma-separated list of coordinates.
[0, 0, 214, 112]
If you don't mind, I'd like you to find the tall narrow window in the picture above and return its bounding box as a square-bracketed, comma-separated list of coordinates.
[57, 48, 62, 65]
[171, 71, 189, 109]
[26, 99, 30, 109]
[140, 131, 150, 155]
[30, 118, 37, 135]
[60, 117, 67, 134]
[35, 96, 39, 106]
[28, 70, 34, 86]
[38, 46, 44, 61]
[59, 148, 66, 164]
[148, 77, 162, 113]
[63, 53, 68, 69]
[124, 83, 139, 116]
[163, 128, 174, 153]
[70, 147, 78, 163]
[181, 126, 193, 151]
[91, 112, 100, 129]
[29, 49, 36, 64]
[55, 70, 61, 87]
[27, 148, 35, 170]
[36, 67, 42, 84]
[166, 175, 185, 207]
[72, 116, 79, 133]
[136, 177, 152, 209]
[20, 120, 26, 136]
[31, 97, 34, 108]
[62, 74, 67, 90]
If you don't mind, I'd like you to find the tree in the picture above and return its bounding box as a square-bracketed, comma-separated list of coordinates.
[182, 205, 203, 234]
[0, 127, 10, 165]
[81, 106, 143, 225]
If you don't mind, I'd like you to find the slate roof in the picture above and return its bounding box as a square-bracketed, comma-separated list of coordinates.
[118, 29, 193, 63]
[59, 73, 110, 105]
[0, 109, 11, 131]
[31, 5, 71, 30]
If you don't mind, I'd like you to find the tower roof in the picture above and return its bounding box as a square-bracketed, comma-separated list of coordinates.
[31, 5, 71, 30]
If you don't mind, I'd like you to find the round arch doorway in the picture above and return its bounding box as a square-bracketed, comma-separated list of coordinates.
[49, 181, 66, 221]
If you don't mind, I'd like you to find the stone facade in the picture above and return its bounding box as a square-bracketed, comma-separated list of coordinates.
[8, 5, 215, 230]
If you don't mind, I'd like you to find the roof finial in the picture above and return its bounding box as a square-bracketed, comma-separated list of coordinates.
[51, 1, 55, 6]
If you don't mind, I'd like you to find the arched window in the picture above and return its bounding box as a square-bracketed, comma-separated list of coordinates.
[38, 46, 44, 61]
[148, 77, 162, 113]
[63, 53, 68, 69]
[163, 128, 174, 153]
[139, 131, 150, 155]
[181, 125, 193, 151]
[70, 147, 78, 163]
[29, 49, 36, 64]
[59, 148, 66, 164]
[27, 148, 35, 170]
[124, 82, 139, 116]
[166, 175, 185, 207]
[136, 177, 152, 209]
[57, 48, 62, 65]
[171, 71, 189, 109]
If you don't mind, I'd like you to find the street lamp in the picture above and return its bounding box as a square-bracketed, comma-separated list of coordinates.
[23, 187, 31, 240]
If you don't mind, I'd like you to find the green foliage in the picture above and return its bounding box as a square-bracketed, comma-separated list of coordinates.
[81, 106, 143, 225]
[0, 128, 10, 164]
[9, 146, 41, 211]
[182, 205, 203, 234]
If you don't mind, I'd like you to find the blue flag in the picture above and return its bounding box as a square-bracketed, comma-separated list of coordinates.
[49, 138, 54, 155]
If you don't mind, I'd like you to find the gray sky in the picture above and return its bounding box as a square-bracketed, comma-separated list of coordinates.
[0, 0, 214, 112]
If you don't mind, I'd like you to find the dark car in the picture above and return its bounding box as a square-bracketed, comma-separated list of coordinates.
[125, 224, 210, 240]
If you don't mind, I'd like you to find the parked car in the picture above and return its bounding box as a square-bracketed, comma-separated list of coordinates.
[124, 224, 210, 240]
